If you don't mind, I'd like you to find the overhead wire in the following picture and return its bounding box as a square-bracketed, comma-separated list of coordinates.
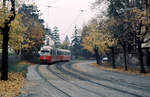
[63, 10, 91, 40]
[35, 1, 94, 41]
[50, 8, 94, 40]
[65, 12, 82, 33]
[50, 0, 61, 5]
[34, 0, 61, 7]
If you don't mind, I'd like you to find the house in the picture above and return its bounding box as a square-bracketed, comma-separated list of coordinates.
[44, 34, 54, 46]
[39, 28, 55, 55]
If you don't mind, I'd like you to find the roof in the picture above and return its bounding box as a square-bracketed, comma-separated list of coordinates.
[41, 46, 52, 50]
[57, 48, 71, 53]
[40, 46, 71, 53]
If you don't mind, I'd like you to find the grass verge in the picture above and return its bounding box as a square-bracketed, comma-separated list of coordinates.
[8, 60, 35, 77]
[8, 63, 28, 78]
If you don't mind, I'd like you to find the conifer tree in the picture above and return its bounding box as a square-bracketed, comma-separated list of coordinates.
[71, 26, 81, 58]
[60, 35, 70, 49]
[52, 26, 61, 48]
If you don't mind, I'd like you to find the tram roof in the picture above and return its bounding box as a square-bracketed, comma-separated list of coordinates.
[41, 46, 52, 50]
[40, 46, 70, 52]
[57, 48, 71, 53]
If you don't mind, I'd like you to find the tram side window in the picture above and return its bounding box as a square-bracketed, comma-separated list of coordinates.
[52, 49, 56, 56]
[53, 49, 57, 56]
[54, 50, 56, 56]
[57, 51, 59, 55]
[60, 51, 62, 55]
[63, 52, 65, 56]
[61, 51, 64, 56]
[61, 51, 63, 55]
[57, 51, 61, 56]
[50, 49, 53, 56]
[55, 50, 57, 56]
[60, 51, 62, 56]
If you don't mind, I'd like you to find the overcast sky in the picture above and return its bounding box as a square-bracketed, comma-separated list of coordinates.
[33, 0, 96, 42]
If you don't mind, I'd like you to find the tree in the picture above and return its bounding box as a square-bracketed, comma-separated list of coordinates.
[94, 0, 150, 72]
[18, 4, 44, 55]
[107, 0, 133, 70]
[9, 14, 27, 54]
[82, 19, 116, 65]
[108, 0, 149, 73]
[60, 35, 70, 49]
[128, 7, 150, 73]
[0, 0, 16, 80]
[18, 4, 44, 25]
[44, 27, 52, 36]
[52, 26, 61, 48]
[93, 0, 131, 69]
[71, 26, 81, 58]
[0, 12, 27, 52]
[64, 35, 70, 46]
[80, 25, 94, 58]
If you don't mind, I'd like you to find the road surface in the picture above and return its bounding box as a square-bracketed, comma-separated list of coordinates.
[18, 60, 150, 97]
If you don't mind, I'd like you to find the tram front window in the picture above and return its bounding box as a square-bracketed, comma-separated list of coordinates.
[41, 50, 50, 56]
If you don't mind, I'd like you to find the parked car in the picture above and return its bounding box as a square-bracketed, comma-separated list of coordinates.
[102, 57, 108, 63]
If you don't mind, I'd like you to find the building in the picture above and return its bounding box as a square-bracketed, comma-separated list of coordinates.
[44, 34, 54, 46]
[39, 28, 55, 55]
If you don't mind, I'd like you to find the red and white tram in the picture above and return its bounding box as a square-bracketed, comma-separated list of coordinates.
[39, 46, 71, 63]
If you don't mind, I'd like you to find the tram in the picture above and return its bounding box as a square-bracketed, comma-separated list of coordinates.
[39, 46, 71, 63]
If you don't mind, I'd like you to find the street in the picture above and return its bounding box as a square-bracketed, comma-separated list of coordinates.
[19, 60, 150, 97]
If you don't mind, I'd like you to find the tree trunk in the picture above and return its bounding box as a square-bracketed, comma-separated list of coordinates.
[94, 48, 101, 65]
[1, 26, 9, 80]
[1, 0, 15, 80]
[123, 45, 128, 71]
[111, 47, 116, 69]
[95, 54, 101, 65]
[145, 48, 150, 66]
[3, 0, 6, 7]
[138, 43, 146, 73]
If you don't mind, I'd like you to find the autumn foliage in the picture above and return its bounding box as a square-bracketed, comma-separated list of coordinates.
[91, 0, 150, 72]
[82, 19, 116, 64]
[0, 1, 44, 80]
[0, 3, 44, 54]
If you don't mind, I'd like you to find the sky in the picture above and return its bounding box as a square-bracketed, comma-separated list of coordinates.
[32, 0, 96, 42]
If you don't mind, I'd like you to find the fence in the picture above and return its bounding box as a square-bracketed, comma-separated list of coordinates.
[110, 47, 150, 71]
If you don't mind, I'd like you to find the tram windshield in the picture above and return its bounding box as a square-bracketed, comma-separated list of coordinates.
[40, 50, 50, 55]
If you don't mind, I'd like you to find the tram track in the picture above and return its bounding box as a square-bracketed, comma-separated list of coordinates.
[55, 62, 148, 97]
[65, 62, 150, 92]
[47, 63, 106, 97]
[35, 65, 72, 97]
